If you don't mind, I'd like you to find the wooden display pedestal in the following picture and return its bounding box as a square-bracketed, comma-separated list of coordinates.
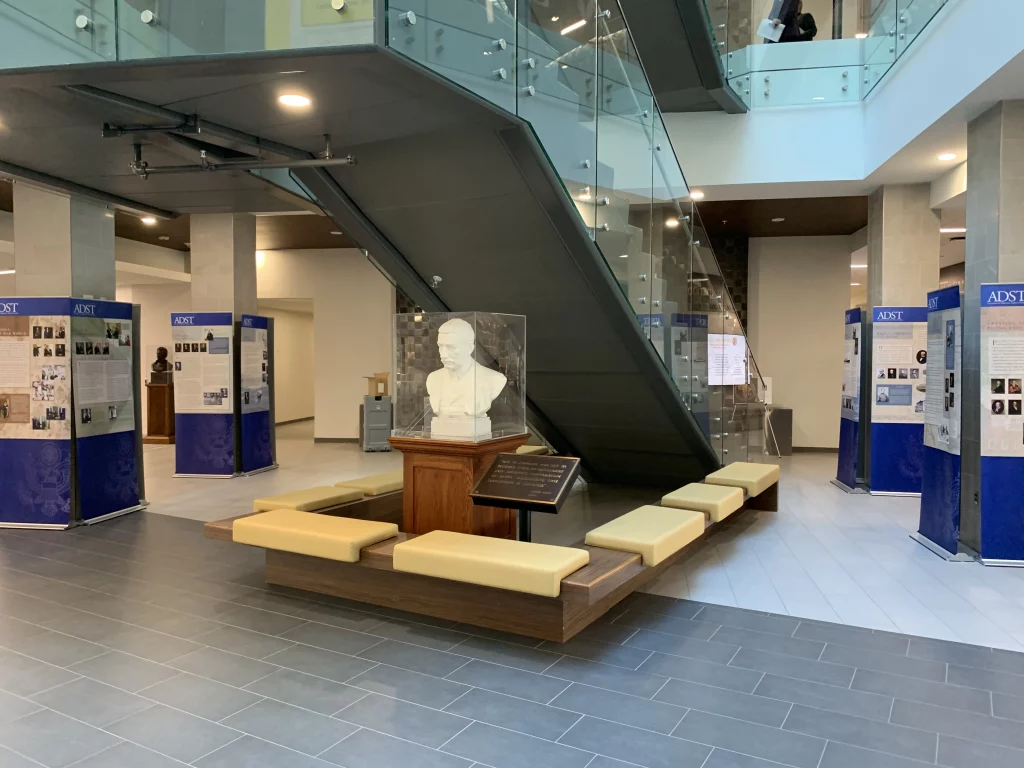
[143, 382, 175, 445]
[388, 433, 530, 538]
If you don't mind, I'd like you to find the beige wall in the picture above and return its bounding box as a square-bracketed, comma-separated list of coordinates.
[257, 304, 314, 424]
[748, 236, 853, 449]
[116, 282, 192, 435]
[256, 249, 394, 440]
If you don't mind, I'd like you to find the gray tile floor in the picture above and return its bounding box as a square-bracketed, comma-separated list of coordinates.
[1, 514, 1023, 767]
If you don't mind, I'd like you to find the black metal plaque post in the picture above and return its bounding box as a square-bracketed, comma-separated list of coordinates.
[470, 454, 581, 542]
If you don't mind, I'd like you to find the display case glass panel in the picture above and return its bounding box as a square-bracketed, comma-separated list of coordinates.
[394, 312, 526, 442]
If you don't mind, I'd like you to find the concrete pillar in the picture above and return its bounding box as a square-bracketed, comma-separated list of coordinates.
[12, 183, 115, 299]
[960, 101, 1024, 552]
[866, 184, 941, 308]
[189, 213, 257, 319]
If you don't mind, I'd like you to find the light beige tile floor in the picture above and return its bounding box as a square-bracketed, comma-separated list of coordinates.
[144, 428, 1024, 651]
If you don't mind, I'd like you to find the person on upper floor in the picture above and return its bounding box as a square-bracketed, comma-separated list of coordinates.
[772, 0, 817, 43]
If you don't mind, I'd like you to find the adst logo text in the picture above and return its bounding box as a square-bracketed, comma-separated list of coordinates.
[0, 302, 19, 314]
[876, 310, 904, 321]
[986, 289, 1024, 304]
[73, 303, 96, 316]
[173, 315, 195, 325]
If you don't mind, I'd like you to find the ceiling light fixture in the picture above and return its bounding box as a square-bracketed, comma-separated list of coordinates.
[158, 236, 170, 241]
[771, 217, 785, 223]
[851, 264, 867, 268]
[937, 152, 957, 161]
[140, 216, 157, 226]
[619, 254, 629, 259]
[665, 219, 680, 228]
[689, 190, 705, 200]
[551, 16, 560, 22]
[561, 19, 586, 35]
[330, 230, 343, 235]
[855, 33, 868, 39]
[940, 227, 967, 234]
[0, 269, 14, 276]
[851, 282, 861, 286]
[813, 97, 825, 101]
[279, 94, 311, 108]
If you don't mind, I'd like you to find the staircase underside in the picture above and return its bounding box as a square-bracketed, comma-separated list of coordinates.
[0, 45, 719, 486]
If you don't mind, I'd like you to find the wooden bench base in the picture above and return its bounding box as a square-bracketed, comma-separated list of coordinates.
[204, 490, 403, 542]
[744, 480, 779, 512]
[265, 533, 685, 642]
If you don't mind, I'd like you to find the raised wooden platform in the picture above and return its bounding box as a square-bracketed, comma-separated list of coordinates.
[204, 489, 403, 542]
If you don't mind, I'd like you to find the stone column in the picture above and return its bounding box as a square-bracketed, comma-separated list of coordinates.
[189, 213, 257, 319]
[12, 183, 115, 299]
[960, 101, 1024, 552]
[866, 184, 941, 308]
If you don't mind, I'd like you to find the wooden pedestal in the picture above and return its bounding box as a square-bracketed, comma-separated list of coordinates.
[388, 433, 530, 538]
[144, 382, 175, 445]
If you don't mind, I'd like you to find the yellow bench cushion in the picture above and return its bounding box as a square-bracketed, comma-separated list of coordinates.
[232, 510, 398, 562]
[662, 483, 744, 523]
[392, 531, 589, 598]
[585, 506, 705, 566]
[335, 470, 404, 496]
[704, 462, 780, 497]
[253, 486, 363, 513]
[516, 445, 551, 456]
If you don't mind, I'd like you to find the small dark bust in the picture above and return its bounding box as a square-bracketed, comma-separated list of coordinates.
[152, 347, 171, 373]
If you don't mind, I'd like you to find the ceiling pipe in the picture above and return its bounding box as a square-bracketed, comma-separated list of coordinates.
[131, 153, 357, 178]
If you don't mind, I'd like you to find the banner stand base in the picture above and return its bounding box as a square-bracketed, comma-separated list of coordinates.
[979, 558, 1024, 568]
[830, 478, 868, 494]
[0, 522, 70, 530]
[83, 504, 145, 526]
[240, 464, 279, 477]
[870, 490, 921, 498]
[909, 532, 975, 562]
[173, 473, 237, 480]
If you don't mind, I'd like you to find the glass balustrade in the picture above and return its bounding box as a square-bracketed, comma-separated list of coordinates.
[0, 0, 769, 464]
[0, 0, 117, 68]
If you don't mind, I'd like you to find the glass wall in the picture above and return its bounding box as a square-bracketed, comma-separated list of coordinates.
[0, 1, 117, 68]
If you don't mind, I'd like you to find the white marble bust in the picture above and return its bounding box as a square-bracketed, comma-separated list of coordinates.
[426, 318, 507, 439]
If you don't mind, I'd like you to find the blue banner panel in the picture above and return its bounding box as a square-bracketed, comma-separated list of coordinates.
[870, 422, 924, 493]
[241, 410, 274, 473]
[845, 308, 861, 325]
[919, 445, 961, 554]
[71, 300, 133, 320]
[980, 456, 1024, 561]
[76, 431, 140, 521]
[242, 315, 269, 330]
[171, 312, 234, 327]
[836, 417, 859, 488]
[0, 439, 72, 526]
[175, 413, 235, 476]
[928, 286, 961, 313]
[873, 306, 930, 323]
[0, 298, 72, 316]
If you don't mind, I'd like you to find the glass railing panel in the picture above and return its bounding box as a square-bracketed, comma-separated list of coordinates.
[862, 0, 899, 94]
[117, 0, 374, 61]
[689, 207, 723, 460]
[0, 0, 117, 67]
[896, 0, 947, 58]
[595, 2, 654, 326]
[517, 1, 599, 234]
[754, 65, 861, 107]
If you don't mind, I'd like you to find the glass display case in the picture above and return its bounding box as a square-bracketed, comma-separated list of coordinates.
[393, 312, 526, 442]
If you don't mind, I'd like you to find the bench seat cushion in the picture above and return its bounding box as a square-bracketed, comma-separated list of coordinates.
[392, 531, 589, 597]
[253, 486, 364, 513]
[585, 506, 705, 566]
[704, 462, 780, 497]
[661, 483, 744, 523]
[516, 444, 551, 456]
[335, 470, 404, 496]
[233, 510, 398, 562]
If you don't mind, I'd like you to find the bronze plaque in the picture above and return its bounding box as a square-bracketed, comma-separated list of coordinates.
[471, 454, 581, 513]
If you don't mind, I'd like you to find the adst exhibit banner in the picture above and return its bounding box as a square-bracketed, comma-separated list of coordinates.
[171, 312, 236, 477]
[978, 284, 1024, 562]
[0, 298, 73, 526]
[917, 287, 962, 556]
[835, 308, 863, 490]
[71, 300, 140, 522]
[239, 314, 275, 473]
[670, 313, 709, 435]
[870, 306, 928, 494]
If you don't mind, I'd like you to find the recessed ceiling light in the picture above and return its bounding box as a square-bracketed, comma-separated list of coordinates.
[855, 33, 868, 39]
[689, 190, 705, 200]
[279, 94, 311, 108]
[140, 216, 156, 226]
[813, 97, 825, 101]
[330, 230, 343, 235]
[561, 19, 586, 35]
[938, 152, 957, 161]
[619, 254, 629, 259]
[940, 227, 967, 234]
[851, 264, 868, 268]
[551, 16, 560, 21]
[0, 269, 14, 276]
[665, 219, 680, 228]
[721, 220, 728, 224]
[771, 217, 785, 223]
[158, 235, 170, 241]
[851, 282, 861, 286]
